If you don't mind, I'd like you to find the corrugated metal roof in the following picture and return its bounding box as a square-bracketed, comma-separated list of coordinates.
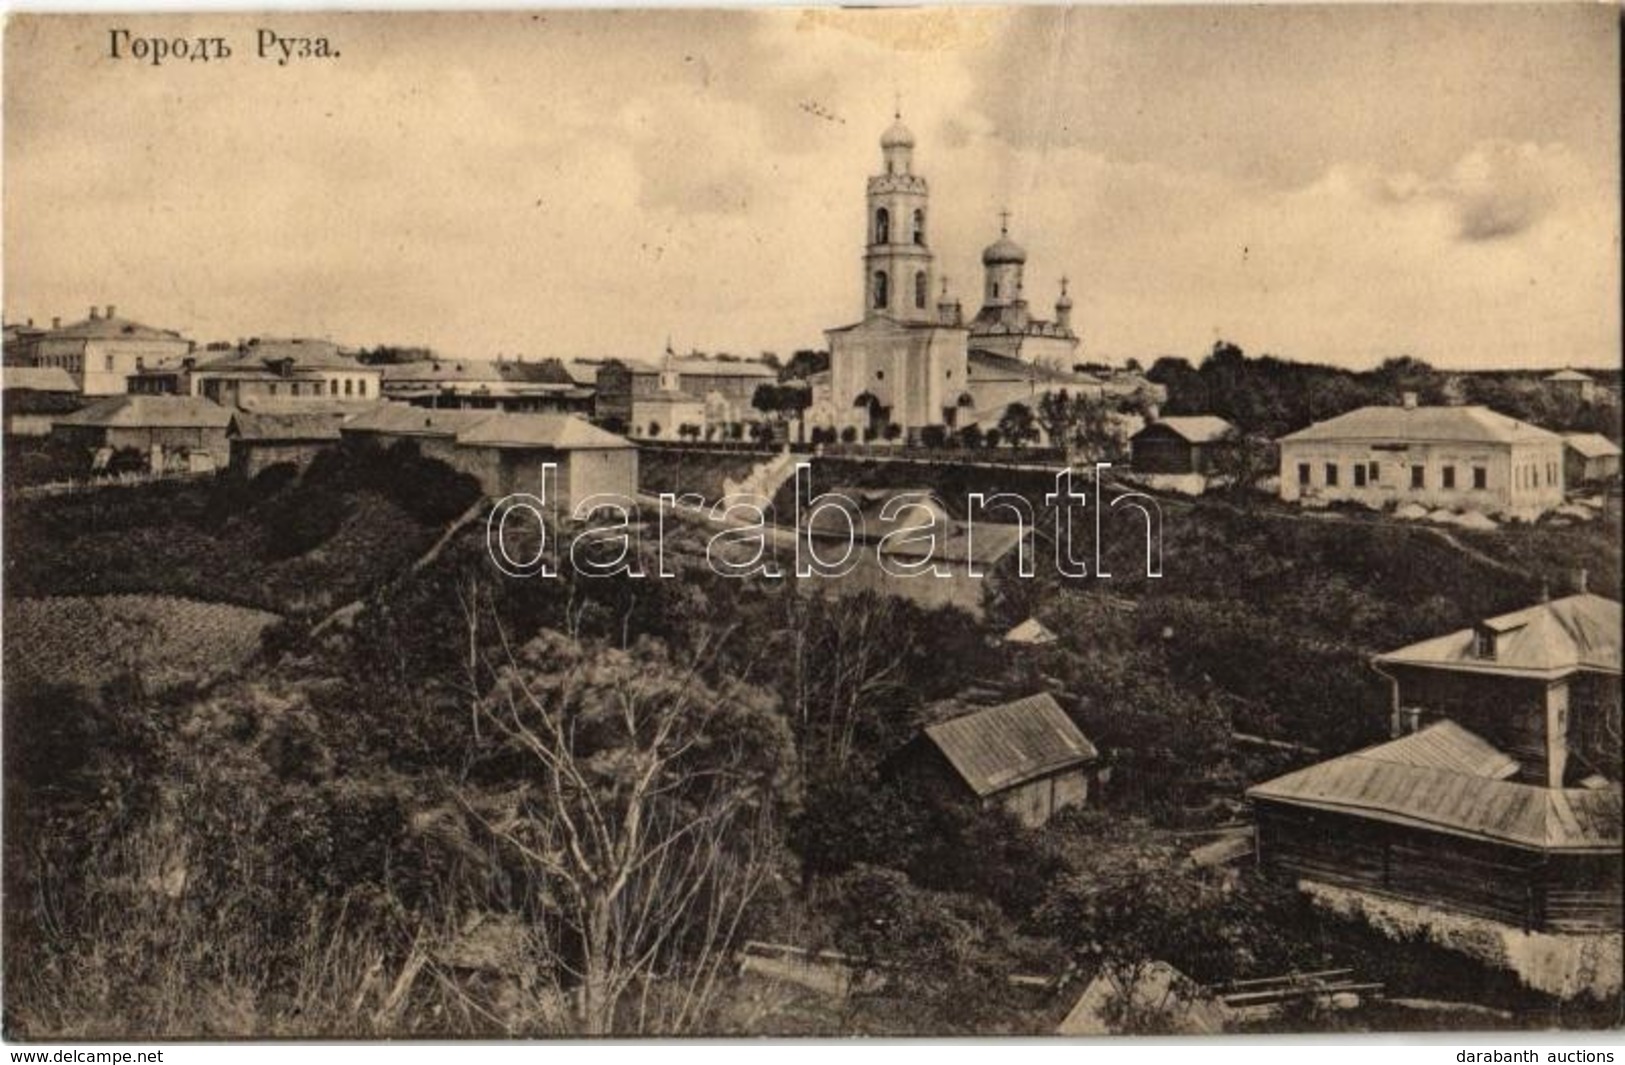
[1277, 405, 1561, 446]
[1248, 723, 1621, 853]
[54, 394, 230, 429]
[1136, 416, 1237, 444]
[924, 693, 1098, 797]
[1375, 594, 1620, 678]
[1357, 721, 1520, 779]
[1563, 433, 1622, 459]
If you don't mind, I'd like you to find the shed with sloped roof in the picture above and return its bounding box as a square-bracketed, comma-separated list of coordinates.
[895, 693, 1101, 828]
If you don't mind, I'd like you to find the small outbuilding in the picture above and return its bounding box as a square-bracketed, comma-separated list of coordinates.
[1562, 433, 1621, 486]
[227, 410, 347, 478]
[1129, 416, 1238, 476]
[2, 365, 82, 437]
[895, 693, 1101, 828]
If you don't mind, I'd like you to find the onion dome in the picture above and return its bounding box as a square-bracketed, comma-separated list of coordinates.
[881, 118, 915, 150]
[982, 232, 1027, 266]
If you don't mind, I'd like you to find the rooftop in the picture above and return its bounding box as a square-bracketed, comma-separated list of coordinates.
[54, 394, 231, 430]
[1375, 593, 1620, 680]
[1562, 432, 1622, 459]
[2, 366, 77, 393]
[44, 314, 189, 345]
[1136, 416, 1238, 445]
[1248, 721, 1620, 853]
[1278, 404, 1562, 446]
[924, 692, 1098, 797]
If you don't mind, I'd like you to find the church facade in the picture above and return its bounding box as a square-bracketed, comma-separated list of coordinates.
[824, 117, 1082, 439]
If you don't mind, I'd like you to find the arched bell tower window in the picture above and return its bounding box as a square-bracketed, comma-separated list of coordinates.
[912, 209, 926, 245]
[874, 208, 890, 245]
[873, 270, 890, 310]
[914, 271, 928, 309]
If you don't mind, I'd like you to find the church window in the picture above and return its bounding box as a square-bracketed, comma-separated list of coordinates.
[915, 271, 928, 309]
[991, 282, 1000, 299]
[874, 208, 890, 244]
[913, 209, 926, 245]
[873, 270, 889, 310]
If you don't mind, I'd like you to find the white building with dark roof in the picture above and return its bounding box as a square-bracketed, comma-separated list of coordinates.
[1277, 399, 1565, 515]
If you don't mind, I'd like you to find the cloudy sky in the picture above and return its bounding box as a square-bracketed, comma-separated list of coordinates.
[4, 6, 1619, 369]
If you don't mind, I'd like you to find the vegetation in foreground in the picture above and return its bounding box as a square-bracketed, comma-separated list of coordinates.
[3, 444, 1620, 1038]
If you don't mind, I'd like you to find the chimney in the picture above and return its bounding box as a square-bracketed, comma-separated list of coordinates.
[88, 306, 99, 321]
[1401, 391, 1418, 409]
[105, 304, 116, 319]
[51, 317, 61, 330]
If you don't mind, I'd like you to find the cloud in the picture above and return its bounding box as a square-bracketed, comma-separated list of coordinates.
[1442, 141, 1562, 243]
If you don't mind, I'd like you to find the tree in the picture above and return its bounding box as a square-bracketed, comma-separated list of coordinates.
[957, 425, 985, 450]
[468, 629, 794, 1034]
[840, 426, 858, 444]
[883, 422, 904, 444]
[997, 403, 1038, 449]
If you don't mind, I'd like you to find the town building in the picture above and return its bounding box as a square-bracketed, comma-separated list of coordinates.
[51, 394, 231, 471]
[2, 365, 82, 437]
[1130, 417, 1239, 475]
[30, 306, 193, 395]
[340, 404, 636, 510]
[226, 410, 350, 478]
[380, 357, 594, 415]
[3, 319, 48, 367]
[182, 339, 382, 408]
[594, 351, 775, 438]
[1545, 369, 1598, 405]
[1562, 432, 1621, 486]
[1249, 592, 1621, 997]
[1277, 397, 1565, 517]
[893, 692, 1101, 829]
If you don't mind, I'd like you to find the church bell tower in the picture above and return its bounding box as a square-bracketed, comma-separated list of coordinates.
[863, 113, 935, 325]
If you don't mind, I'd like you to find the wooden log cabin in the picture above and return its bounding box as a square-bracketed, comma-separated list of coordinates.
[1249, 722, 1621, 932]
[1249, 592, 1622, 936]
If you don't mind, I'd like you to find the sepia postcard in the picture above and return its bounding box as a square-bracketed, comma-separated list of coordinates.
[1, 4, 1621, 1043]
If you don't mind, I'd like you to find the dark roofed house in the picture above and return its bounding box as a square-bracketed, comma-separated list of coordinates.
[894, 693, 1101, 828]
[381, 357, 595, 415]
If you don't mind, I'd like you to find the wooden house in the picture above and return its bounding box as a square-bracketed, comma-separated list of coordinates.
[895, 693, 1100, 828]
[1249, 721, 1621, 934]
[2, 365, 82, 437]
[1129, 416, 1238, 476]
[1372, 591, 1620, 788]
[1250, 592, 1621, 952]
